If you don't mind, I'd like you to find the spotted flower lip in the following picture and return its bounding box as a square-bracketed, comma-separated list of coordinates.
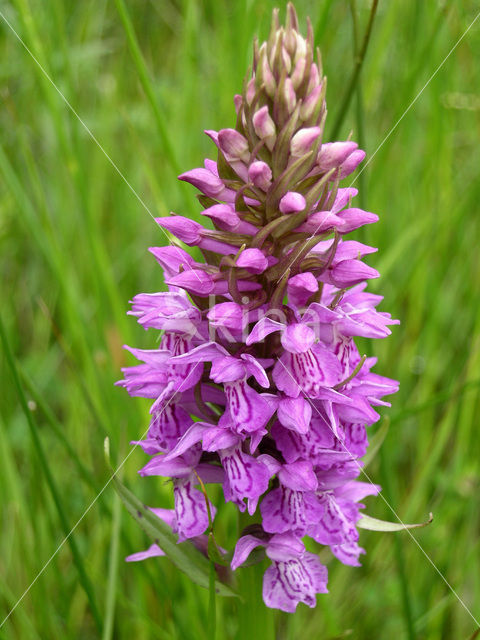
[118, 3, 399, 613]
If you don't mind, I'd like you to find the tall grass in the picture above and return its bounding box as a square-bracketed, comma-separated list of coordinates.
[1, 1, 479, 638]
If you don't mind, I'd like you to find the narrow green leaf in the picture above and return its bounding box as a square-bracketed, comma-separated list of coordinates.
[357, 512, 433, 532]
[105, 440, 237, 598]
[363, 418, 389, 467]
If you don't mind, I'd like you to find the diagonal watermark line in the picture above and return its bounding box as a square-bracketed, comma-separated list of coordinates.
[0, 8, 202, 282]
[0, 362, 204, 630]
[275, 7, 480, 285]
[0, 10, 155, 219]
[276, 358, 480, 627]
[351, 7, 480, 186]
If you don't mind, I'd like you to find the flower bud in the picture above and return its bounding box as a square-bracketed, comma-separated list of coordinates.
[291, 55, 306, 90]
[287, 272, 318, 307]
[330, 259, 380, 287]
[316, 141, 358, 173]
[307, 62, 320, 93]
[253, 106, 276, 141]
[155, 215, 202, 245]
[218, 129, 250, 162]
[338, 149, 366, 179]
[293, 33, 307, 65]
[148, 246, 194, 277]
[290, 126, 322, 157]
[336, 208, 379, 233]
[248, 161, 273, 191]
[260, 51, 276, 98]
[283, 77, 296, 114]
[178, 168, 224, 197]
[281, 45, 292, 74]
[246, 77, 256, 105]
[279, 191, 306, 213]
[236, 248, 269, 274]
[300, 83, 323, 121]
[234, 94, 243, 114]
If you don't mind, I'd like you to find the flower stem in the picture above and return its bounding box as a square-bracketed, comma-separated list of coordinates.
[379, 446, 416, 640]
[208, 560, 217, 640]
[330, 0, 380, 139]
[350, 0, 367, 211]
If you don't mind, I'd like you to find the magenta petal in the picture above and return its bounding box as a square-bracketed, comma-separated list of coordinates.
[202, 426, 240, 451]
[240, 353, 270, 388]
[149, 245, 195, 277]
[236, 248, 269, 273]
[331, 541, 365, 567]
[317, 141, 358, 172]
[171, 341, 229, 365]
[166, 269, 215, 296]
[263, 553, 326, 613]
[333, 240, 377, 263]
[290, 127, 322, 156]
[338, 149, 366, 178]
[266, 532, 305, 562]
[281, 323, 316, 354]
[130, 438, 163, 455]
[287, 273, 318, 307]
[225, 380, 275, 433]
[295, 210, 345, 234]
[262, 563, 299, 612]
[124, 345, 171, 367]
[174, 478, 210, 541]
[126, 543, 165, 562]
[278, 461, 318, 491]
[220, 446, 272, 504]
[277, 396, 312, 434]
[139, 454, 195, 478]
[231, 534, 266, 570]
[335, 480, 381, 503]
[309, 494, 359, 545]
[303, 553, 329, 593]
[248, 160, 272, 190]
[330, 259, 380, 287]
[150, 507, 177, 529]
[207, 302, 247, 333]
[261, 487, 322, 535]
[178, 167, 224, 197]
[163, 423, 208, 460]
[337, 208, 379, 233]
[279, 191, 306, 214]
[155, 215, 203, 245]
[247, 317, 285, 345]
[218, 128, 249, 160]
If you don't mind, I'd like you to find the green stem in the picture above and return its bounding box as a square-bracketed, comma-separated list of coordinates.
[0, 313, 102, 632]
[102, 489, 122, 640]
[330, 0, 380, 139]
[350, 0, 367, 211]
[208, 560, 217, 640]
[379, 445, 416, 640]
[114, 0, 182, 179]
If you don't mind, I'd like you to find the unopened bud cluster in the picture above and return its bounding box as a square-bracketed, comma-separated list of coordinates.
[118, 4, 398, 612]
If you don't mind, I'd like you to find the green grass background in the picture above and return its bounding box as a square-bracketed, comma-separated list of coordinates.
[1, 0, 479, 638]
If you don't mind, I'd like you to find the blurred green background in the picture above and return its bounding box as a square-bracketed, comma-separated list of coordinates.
[1, 0, 479, 638]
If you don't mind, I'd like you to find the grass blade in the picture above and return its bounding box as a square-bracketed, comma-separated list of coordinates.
[0, 313, 102, 632]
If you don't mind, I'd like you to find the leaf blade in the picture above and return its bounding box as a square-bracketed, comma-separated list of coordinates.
[105, 443, 238, 599]
[357, 512, 433, 532]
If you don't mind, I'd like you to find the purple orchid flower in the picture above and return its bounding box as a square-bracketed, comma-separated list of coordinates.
[118, 4, 400, 613]
[231, 532, 328, 612]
